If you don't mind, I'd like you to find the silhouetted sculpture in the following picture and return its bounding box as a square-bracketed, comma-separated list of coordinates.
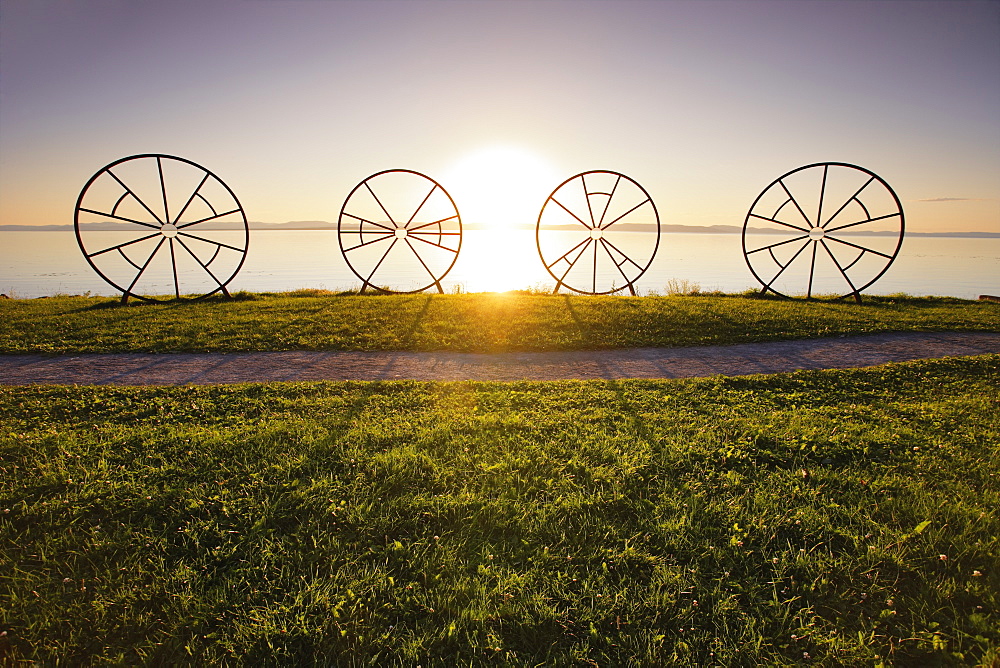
[337, 169, 462, 293]
[537, 170, 660, 295]
[742, 162, 904, 303]
[75, 154, 249, 303]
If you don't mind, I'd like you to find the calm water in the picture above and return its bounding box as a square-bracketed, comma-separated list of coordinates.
[1, 229, 997, 299]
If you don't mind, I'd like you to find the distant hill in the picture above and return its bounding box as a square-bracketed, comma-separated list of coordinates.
[2, 221, 998, 238]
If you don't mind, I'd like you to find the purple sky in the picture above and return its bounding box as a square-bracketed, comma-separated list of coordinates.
[1, 0, 998, 232]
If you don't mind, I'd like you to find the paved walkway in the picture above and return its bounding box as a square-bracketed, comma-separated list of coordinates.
[1, 332, 997, 385]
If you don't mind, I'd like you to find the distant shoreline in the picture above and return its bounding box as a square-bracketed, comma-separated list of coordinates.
[1, 222, 998, 238]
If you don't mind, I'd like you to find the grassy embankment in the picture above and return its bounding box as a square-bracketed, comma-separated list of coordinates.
[2, 355, 999, 665]
[0, 291, 997, 354]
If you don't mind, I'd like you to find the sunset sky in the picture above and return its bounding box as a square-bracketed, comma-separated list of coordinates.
[1, 0, 998, 234]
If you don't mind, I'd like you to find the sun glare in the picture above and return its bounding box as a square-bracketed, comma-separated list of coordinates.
[442, 145, 560, 231]
[442, 146, 561, 292]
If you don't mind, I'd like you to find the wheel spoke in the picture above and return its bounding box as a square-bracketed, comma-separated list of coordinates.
[820, 239, 859, 295]
[763, 239, 811, 290]
[176, 208, 242, 230]
[408, 233, 460, 252]
[86, 232, 161, 258]
[777, 180, 812, 228]
[822, 176, 875, 227]
[177, 231, 245, 253]
[125, 237, 167, 295]
[157, 157, 171, 224]
[169, 237, 180, 298]
[107, 168, 164, 224]
[404, 238, 440, 283]
[544, 236, 592, 270]
[599, 236, 644, 271]
[816, 164, 829, 227]
[408, 215, 459, 232]
[581, 175, 597, 228]
[343, 231, 395, 253]
[825, 212, 900, 234]
[557, 239, 593, 285]
[746, 234, 809, 255]
[824, 235, 893, 259]
[748, 212, 810, 234]
[592, 236, 598, 293]
[597, 175, 622, 227]
[406, 184, 439, 225]
[550, 197, 592, 229]
[364, 237, 399, 287]
[365, 181, 396, 225]
[600, 198, 651, 230]
[600, 239, 633, 286]
[175, 237, 226, 290]
[171, 172, 211, 224]
[78, 207, 162, 231]
[342, 212, 395, 233]
[807, 241, 817, 298]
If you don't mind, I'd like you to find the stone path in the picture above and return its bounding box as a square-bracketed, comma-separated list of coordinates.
[1, 332, 997, 386]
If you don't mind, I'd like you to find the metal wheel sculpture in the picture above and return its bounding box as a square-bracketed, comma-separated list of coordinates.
[74, 154, 249, 303]
[743, 162, 904, 303]
[537, 170, 660, 295]
[338, 169, 462, 293]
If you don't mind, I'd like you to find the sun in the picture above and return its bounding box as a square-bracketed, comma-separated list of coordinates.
[441, 145, 560, 231]
[439, 145, 562, 292]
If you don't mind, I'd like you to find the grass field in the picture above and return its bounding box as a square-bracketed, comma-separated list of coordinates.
[2, 355, 998, 665]
[0, 291, 997, 354]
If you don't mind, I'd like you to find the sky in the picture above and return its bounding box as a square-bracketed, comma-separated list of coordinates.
[1, 0, 998, 234]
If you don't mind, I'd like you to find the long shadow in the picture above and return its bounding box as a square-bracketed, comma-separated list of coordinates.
[689, 299, 749, 343]
[71, 297, 189, 313]
[367, 295, 434, 379]
[561, 295, 596, 348]
[42, 299, 195, 352]
[67, 299, 209, 345]
[401, 294, 434, 348]
[303, 293, 432, 356]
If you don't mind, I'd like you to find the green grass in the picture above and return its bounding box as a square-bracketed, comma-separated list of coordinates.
[0, 291, 997, 354]
[2, 356, 998, 665]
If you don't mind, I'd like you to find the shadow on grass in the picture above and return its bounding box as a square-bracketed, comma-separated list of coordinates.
[72, 290, 254, 312]
[402, 295, 434, 348]
[561, 295, 595, 348]
[734, 291, 979, 308]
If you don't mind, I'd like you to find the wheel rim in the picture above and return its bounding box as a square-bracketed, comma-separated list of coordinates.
[338, 169, 462, 293]
[742, 162, 904, 299]
[74, 154, 249, 302]
[536, 170, 660, 295]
